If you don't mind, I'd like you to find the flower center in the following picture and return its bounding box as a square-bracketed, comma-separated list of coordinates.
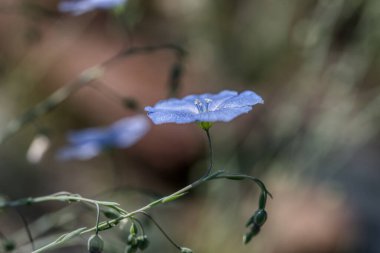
[194, 98, 212, 113]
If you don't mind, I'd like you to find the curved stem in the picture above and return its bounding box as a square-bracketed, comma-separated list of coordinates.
[130, 217, 145, 236]
[3, 170, 269, 253]
[137, 211, 181, 251]
[210, 173, 272, 198]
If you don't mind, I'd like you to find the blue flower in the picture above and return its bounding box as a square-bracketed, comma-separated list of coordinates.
[57, 115, 150, 160]
[58, 0, 126, 15]
[145, 90, 263, 125]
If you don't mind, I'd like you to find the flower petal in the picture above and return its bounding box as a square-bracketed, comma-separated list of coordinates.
[58, 115, 150, 160]
[57, 142, 102, 160]
[110, 115, 150, 147]
[58, 1, 94, 15]
[220, 91, 263, 109]
[145, 90, 263, 124]
[58, 0, 126, 15]
[195, 107, 253, 122]
[67, 128, 108, 145]
[146, 110, 196, 124]
[145, 98, 198, 113]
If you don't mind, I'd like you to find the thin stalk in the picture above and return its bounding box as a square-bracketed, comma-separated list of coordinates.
[0, 43, 185, 145]
[15, 209, 35, 250]
[203, 128, 213, 177]
[102, 44, 185, 68]
[210, 173, 273, 198]
[95, 203, 100, 235]
[138, 212, 181, 251]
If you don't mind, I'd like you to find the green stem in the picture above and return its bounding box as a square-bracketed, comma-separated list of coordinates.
[95, 203, 100, 235]
[130, 217, 145, 236]
[210, 173, 272, 198]
[203, 128, 213, 178]
[2, 170, 268, 253]
[15, 209, 35, 251]
[137, 211, 181, 251]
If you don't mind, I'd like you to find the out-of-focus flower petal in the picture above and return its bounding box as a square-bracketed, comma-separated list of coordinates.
[67, 129, 108, 145]
[109, 115, 150, 147]
[57, 115, 150, 161]
[58, 0, 126, 15]
[57, 142, 102, 160]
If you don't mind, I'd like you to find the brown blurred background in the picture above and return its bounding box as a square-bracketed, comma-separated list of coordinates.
[0, 0, 380, 252]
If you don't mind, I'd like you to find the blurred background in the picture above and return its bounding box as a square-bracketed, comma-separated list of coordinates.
[0, 0, 380, 252]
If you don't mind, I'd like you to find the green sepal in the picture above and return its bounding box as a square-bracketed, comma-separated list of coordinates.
[198, 122, 212, 130]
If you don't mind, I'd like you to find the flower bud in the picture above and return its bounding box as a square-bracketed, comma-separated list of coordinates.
[253, 209, 267, 226]
[87, 235, 104, 253]
[103, 208, 121, 219]
[137, 235, 150, 250]
[130, 223, 138, 235]
[125, 245, 138, 253]
[180, 247, 193, 253]
[127, 234, 138, 246]
[243, 224, 260, 244]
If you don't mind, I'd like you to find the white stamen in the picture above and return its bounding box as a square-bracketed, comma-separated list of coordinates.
[194, 98, 213, 113]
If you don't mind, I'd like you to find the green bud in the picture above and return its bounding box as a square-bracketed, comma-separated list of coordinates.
[253, 209, 267, 226]
[125, 245, 138, 253]
[180, 247, 193, 253]
[243, 224, 260, 244]
[87, 235, 104, 253]
[3, 240, 16, 252]
[129, 223, 138, 235]
[127, 234, 138, 246]
[137, 235, 150, 250]
[103, 208, 121, 219]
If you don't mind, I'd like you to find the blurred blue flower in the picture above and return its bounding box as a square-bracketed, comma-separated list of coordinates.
[145, 90, 263, 125]
[58, 0, 126, 15]
[57, 115, 150, 160]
